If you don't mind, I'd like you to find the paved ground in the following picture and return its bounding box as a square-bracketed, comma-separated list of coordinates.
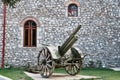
[111, 67, 120, 71]
[0, 75, 12, 80]
[25, 72, 102, 80]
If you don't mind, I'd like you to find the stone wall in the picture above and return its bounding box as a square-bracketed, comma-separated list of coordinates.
[0, 0, 120, 67]
[0, 1, 3, 66]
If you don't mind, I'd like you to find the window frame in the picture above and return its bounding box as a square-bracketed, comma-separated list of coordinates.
[23, 20, 37, 47]
[65, 1, 80, 17]
[68, 4, 78, 17]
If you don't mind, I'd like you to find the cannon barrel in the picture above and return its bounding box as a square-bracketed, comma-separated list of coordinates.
[61, 36, 78, 55]
[59, 25, 81, 57]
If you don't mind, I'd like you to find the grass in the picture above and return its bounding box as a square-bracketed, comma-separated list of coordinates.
[0, 67, 120, 80]
[0, 68, 33, 80]
[81, 68, 120, 80]
[55, 68, 120, 80]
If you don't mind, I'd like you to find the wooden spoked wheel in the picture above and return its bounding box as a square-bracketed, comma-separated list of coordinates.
[65, 60, 82, 76]
[38, 47, 54, 78]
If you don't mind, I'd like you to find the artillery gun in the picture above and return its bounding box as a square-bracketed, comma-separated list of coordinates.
[38, 25, 84, 78]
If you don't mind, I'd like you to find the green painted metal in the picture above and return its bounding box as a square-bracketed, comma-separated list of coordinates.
[59, 25, 81, 57]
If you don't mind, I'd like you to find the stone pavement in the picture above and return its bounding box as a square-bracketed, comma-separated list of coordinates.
[111, 67, 120, 71]
[0, 75, 12, 80]
[25, 72, 102, 80]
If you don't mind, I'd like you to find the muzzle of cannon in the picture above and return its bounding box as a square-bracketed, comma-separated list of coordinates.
[37, 25, 84, 78]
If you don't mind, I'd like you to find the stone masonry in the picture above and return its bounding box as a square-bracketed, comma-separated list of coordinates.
[0, 0, 120, 67]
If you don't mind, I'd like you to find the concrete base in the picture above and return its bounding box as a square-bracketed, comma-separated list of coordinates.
[0, 75, 12, 80]
[25, 72, 101, 80]
[110, 68, 120, 71]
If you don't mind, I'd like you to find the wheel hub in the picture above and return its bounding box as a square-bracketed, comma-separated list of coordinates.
[42, 59, 47, 65]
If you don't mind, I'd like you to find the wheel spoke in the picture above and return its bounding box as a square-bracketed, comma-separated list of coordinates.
[45, 66, 47, 76]
[67, 65, 72, 71]
[45, 48, 48, 57]
[46, 66, 50, 75]
[43, 49, 46, 56]
[46, 54, 51, 60]
[47, 60, 52, 63]
[47, 63, 52, 69]
[73, 66, 77, 73]
[41, 49, 44, 55]
[75, 64, 80, 69]
[71, 66, 74, 74]
[39, 64, 43, 70]
[41, 65, 45, 74]
[41, 50, 45, 58]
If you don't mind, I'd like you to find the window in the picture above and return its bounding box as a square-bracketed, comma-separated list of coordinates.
[24, 20, 37, 47]
[68, 4, 78, 17]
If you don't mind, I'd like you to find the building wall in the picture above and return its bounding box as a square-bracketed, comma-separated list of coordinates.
[0, 0, 120, 67]
[0, 1, 3, 66]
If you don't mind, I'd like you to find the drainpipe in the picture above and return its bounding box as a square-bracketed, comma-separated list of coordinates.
[1, 1, 6, 68]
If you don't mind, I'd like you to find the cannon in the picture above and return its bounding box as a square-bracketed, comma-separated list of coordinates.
[38, 25, 84, 78]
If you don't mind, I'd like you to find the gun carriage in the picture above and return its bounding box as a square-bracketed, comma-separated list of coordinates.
[38, 25, 84, 78]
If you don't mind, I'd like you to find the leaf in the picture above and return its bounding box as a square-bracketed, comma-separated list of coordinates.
[1, 0, 21, 7]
